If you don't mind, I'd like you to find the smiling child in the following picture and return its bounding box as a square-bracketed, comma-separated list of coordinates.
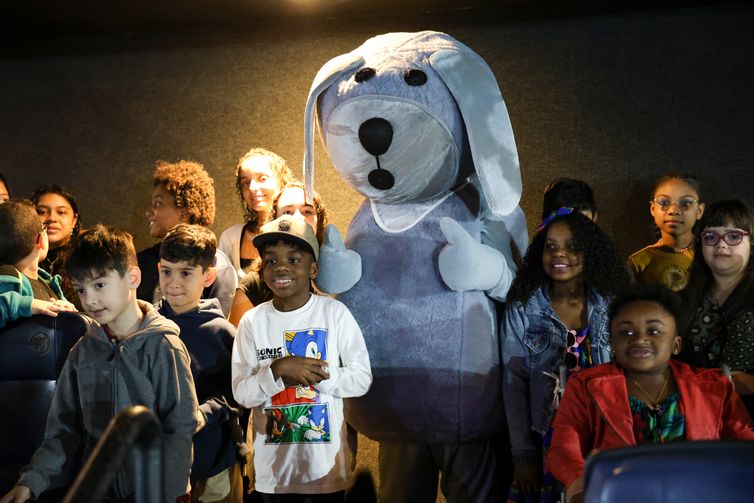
[231, 215, 371, 501]
[548, 284, 754, 503]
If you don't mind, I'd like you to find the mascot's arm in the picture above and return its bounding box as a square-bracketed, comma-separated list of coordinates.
[438, 215, 519, 299]
[315, 303, 372, 398]
[502, 304, 540, 465]
[314, 224, 363, 295]
[231, 316, 285, 408]
[482, 206, 528, 301]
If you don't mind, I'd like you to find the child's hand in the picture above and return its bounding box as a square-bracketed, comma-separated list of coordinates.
[0, 485, 31, 503]
[31, 298, 77, 317]
[512, 462, 541, 496]
[271, 356, 329, 387]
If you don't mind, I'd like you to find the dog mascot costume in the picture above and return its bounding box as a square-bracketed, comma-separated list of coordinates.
[304, 31, 527, 502]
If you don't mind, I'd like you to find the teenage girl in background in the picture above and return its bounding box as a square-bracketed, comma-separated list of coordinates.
[227, 181, 329, 327]
[628, 173, 704, 291]
[219, 148, 294, 281]
[503, 210, 629, 502]
[679, 199, 754, 418]
[30, 184, 82, 308]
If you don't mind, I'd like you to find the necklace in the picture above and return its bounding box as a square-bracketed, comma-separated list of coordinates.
[629, 372, 670, 409]
[657, 238, 693, 254]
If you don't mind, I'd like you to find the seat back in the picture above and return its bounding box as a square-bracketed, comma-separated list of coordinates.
[584, 441, 754, 503]
[0, 312, 87, 493]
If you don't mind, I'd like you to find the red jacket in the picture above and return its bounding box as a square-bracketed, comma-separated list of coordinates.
[548, 360, 754, 489]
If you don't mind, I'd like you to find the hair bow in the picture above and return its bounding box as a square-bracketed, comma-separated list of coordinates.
[535, 207, 574, 233]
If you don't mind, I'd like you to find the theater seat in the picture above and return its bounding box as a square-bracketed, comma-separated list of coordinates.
[0, 312, 88, 494]
[584, 440, 754, 503]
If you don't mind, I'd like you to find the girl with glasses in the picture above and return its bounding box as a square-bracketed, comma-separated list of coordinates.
[503, 211, 629, 503]
[679, 199, 754, 417]
[628, 173, 705, 292]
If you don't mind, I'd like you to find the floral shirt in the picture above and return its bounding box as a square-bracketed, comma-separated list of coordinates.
[630, 391, 685, 443]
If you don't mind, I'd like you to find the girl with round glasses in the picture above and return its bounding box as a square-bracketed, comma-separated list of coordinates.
[628, 173, 705, 291]
[679, 199, 754, 417]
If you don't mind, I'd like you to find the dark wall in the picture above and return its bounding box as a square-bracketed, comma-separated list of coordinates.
[1, 6, 752, 256]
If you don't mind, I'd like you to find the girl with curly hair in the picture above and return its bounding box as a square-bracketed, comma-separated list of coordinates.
[503, 210, 629, 503]
[219, 148, 294, 281]
[138, 160, 238, 316]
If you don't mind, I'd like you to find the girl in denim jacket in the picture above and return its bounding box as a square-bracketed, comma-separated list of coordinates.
[503, 210, 629, 502]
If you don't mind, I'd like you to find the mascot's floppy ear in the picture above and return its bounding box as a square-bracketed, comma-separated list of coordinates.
[430, 48, 522, 217]
[303, 52, 365, 204]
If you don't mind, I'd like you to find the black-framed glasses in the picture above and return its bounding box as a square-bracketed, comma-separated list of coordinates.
[651, 198, 699, 212]
[699, 230, 751, 247]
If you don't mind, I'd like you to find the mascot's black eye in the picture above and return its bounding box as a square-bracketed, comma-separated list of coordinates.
[355, 67, 376, 82]
[404, 69, 427, 86]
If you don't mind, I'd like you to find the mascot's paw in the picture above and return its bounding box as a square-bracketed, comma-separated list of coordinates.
[439, 217, 504, 292]
[315, 224, 362, 294]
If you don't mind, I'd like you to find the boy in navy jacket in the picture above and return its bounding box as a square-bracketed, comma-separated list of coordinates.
[157, 223, 242, 502]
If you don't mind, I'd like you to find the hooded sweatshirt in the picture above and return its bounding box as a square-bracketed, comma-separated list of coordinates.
[157, 298, 238, 480]
[0, 265, 66, 328]
[17, 301, 200, 501]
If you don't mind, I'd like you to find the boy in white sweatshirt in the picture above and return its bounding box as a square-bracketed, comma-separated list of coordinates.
[231, 215, 371, 502]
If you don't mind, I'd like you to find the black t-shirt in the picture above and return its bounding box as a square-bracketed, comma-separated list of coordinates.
[238, 270, 273, 307]
[0, 265, 57, 300]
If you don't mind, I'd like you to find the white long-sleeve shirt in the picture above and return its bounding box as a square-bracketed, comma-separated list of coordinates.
[232, 294, 372, 494]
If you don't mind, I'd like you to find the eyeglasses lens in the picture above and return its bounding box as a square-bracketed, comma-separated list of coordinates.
[655, 199, 697, 211]
[701, 231, 747, 246]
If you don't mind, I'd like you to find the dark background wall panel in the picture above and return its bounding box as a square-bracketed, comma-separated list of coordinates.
[1, 5, 752, 257]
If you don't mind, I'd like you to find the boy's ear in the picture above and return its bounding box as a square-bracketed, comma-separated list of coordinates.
[203, 267, 217, 288]
[126, 265, 141, 290]
[310, 260, 319, 280]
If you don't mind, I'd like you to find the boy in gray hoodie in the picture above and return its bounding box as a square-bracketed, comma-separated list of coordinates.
[0, 225, 200, 503]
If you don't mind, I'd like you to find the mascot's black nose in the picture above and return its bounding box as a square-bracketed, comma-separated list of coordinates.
[368, 168, 394, 190]
[359, 118, 393, 156]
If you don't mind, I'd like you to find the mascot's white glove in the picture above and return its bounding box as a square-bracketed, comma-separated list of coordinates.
[439, 217, 509, 292]
[314, 224, 363, 295]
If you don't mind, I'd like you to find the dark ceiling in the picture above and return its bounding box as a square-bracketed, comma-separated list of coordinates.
[1, 0, 743, 39]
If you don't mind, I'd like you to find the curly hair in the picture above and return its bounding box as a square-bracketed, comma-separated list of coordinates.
[235, 148, 294, 231]
[30, 184, 82, 239]
[507, 212, 630, 304]
[682, 199, 754, 324]
[271, 181, 329, 245]
[153, 160, 215, 227]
